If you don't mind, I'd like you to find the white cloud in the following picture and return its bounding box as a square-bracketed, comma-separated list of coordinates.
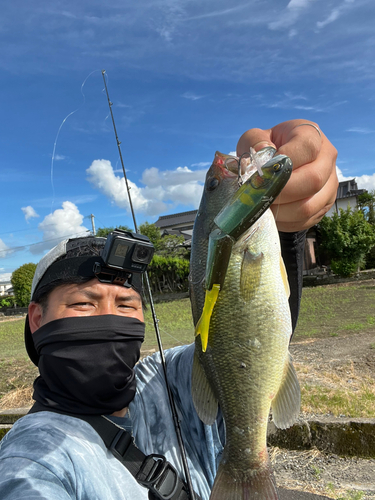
[336, 166, 375, 192]
[346, 127, 375, 134]
[54, 154, 66, 161]
[184, 4, 250, 21]
[86, 159, 206, 217]
[191, 161, 211, 168]
[0, 239, 13, 259]
[269, 0, 313, 30]
[30, 201, 90, 255]
[21, 205, 39, 222]
[316, 9, 340, 28]
[182, 92, 205, 101]
[316, 0, 356, 29]
[0, 272, 12, 281]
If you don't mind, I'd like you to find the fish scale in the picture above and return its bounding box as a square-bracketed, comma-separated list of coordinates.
[189, 151, 300, 500]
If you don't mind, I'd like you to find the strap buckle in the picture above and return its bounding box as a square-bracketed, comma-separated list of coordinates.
[136, 454, 181, 500]
[109, 428, 133, 460]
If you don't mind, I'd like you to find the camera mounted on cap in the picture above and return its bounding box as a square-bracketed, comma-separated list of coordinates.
[94, 229, 154, 287]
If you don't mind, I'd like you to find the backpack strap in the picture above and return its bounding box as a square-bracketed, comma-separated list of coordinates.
[29, 403, 201, 500]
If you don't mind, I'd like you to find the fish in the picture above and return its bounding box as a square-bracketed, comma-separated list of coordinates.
[189, 150, 301, 500]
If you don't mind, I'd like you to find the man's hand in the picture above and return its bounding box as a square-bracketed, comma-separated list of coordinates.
[237, 119, 338, 232]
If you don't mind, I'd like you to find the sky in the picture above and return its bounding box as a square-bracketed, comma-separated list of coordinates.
[1, 0, 375, 280]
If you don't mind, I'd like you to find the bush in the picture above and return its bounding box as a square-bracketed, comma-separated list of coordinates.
[330, 259, 358, 278]
[0, 296, 16, 309]
[147, 255, 190, 293]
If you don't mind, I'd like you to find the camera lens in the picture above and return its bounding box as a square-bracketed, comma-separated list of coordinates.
[134, 245, 151, 262]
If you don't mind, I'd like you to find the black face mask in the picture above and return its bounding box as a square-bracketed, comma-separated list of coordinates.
[32, 315, 145, 415]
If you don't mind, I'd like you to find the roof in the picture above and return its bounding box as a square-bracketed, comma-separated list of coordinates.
[154, 209, 198, 229]
[337, 179, 366, 199]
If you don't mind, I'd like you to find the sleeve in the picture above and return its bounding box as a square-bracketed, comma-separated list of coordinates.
[133, 345, 224, 499]
[279, 229, 307, 335]
[0, 457, 72, 500]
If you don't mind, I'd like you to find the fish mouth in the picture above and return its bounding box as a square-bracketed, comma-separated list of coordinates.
[223, 146, 278, 184]
[213, 151, 253, 179]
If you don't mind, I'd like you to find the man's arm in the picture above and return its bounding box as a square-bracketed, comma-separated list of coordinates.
[237, 120, 338, 331]
[0, 457, 72, 500]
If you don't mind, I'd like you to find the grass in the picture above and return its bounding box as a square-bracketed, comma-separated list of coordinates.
[143, 297, 194, 351]
[294, 282, 375, 339]
[0, 282, 374, 415]
[301, 381, 375, 418]
[327, 483, 365, 500]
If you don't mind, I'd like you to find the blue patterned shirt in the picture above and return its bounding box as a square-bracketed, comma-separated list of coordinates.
[0, 344, 225, 500]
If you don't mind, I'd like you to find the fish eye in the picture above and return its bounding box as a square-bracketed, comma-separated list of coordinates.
[206, 177, 220, 191]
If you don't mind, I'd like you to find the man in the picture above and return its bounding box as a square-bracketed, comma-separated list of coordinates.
[0, 120, 338, 499]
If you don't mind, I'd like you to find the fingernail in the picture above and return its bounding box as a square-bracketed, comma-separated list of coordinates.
[251, 140, 275, 152]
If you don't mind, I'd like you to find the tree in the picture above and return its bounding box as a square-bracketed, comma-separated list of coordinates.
[358, 190, 375, 225]
[138, 222, 162, 250]
[318, 207, 375, 277]
[96, 225, 132, 238]
[139, 222, 188, 258]
[11, 263, 37, 307]
[357, 190, 375, 269]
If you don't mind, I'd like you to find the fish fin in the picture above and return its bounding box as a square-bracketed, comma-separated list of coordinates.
[279, 255, 290, 298]
[191, 350, 218, 425]
[210, 460, 279, 500]
[240, 250, 263, 301]
[195, 284, 220, 352]
[271, 353, 301, 429]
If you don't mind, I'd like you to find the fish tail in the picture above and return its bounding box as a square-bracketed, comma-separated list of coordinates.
[210, 462, 279, 500]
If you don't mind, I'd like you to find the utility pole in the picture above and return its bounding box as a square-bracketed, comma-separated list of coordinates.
[89, 214, 96, 236]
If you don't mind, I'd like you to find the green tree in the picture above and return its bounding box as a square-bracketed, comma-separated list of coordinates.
[318, 207, 375, 277]
[11, 263, 37, 307]
[358, 190, 375, 225]
[138, 222, 162, 250]
[96, 225, 132, 238]
[358, 190, 375, 269]
[139, 222, 188, 258]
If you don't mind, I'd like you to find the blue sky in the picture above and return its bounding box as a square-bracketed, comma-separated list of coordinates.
[1, 0, 375, 280]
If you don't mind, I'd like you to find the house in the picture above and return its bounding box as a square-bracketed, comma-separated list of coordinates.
[154, 179, 367, 273]
[325, 179, 366, 217]
[154, 210, 197, 242]
[0, 281, 13, 296]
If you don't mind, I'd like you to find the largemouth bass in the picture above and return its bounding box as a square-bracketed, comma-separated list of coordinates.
[189, 151, 301, 500]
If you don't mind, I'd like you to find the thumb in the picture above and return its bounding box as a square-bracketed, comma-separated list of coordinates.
[236, 128, 276, 156]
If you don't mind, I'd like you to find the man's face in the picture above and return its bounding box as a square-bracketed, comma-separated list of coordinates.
[28, 278, 144, 334]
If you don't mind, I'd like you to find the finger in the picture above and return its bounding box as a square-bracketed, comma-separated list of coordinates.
[274, 134, 337, 205]
[271, 120, 324, 170]
[271, 167, 339, 232]
[236, 128, 276, 155]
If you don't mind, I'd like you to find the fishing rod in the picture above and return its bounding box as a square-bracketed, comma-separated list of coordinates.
[101, 70, 196, 500]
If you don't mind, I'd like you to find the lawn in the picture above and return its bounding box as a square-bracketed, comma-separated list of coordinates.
[294, 283, 375, 339]
[0, 282, 374, 414]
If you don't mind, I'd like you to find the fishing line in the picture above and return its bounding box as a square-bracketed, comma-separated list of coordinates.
[101, 70, 197, 500]
[50, 69, 101, 213]
[143, 320, 186, 345]
[273, 192, 282, 222]
[0, 230, 90, 257]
